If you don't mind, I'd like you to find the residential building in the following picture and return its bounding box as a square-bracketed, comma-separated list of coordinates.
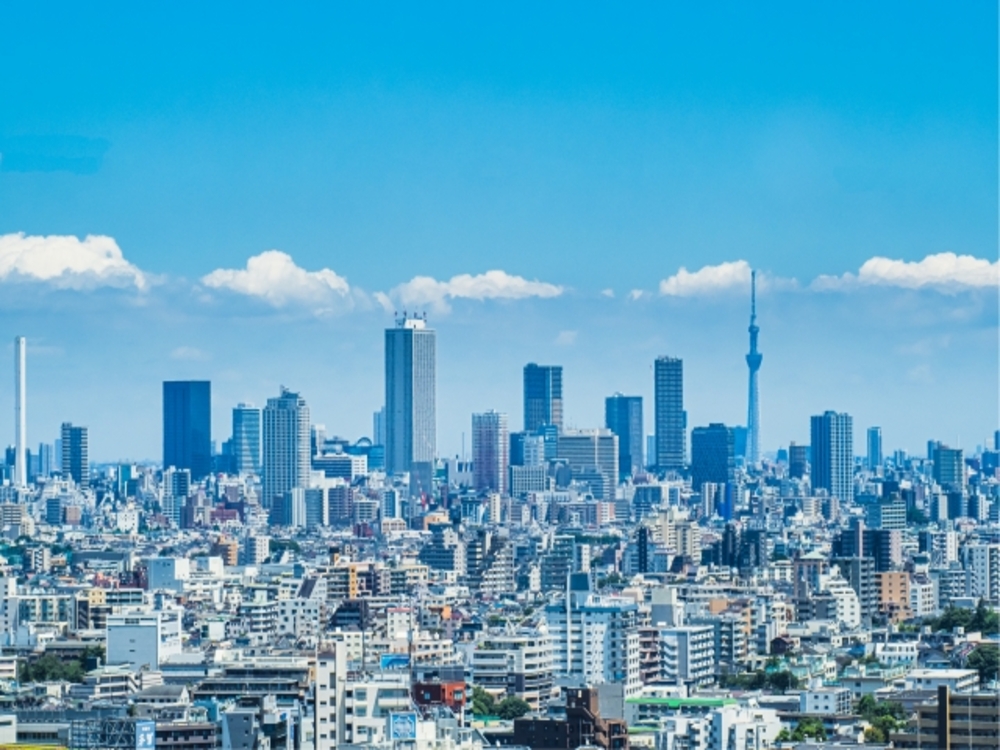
[654, 356, 685, 472]
[811, 411, 853, 504]
[262, 388, 310, 509]
[232, 403, 261, 475]
[60, 422, 89, 488]
[385, 316, 436, 494]
[472, 411, 509, 495]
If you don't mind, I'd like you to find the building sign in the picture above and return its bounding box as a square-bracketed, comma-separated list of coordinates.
[389, 712, 417, 741]
[380, 653, 411, 670]
[135, 720, 156, 750]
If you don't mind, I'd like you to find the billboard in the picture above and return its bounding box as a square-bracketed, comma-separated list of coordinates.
[389, 712, 418, 741]
[380, 653, 411, 670]
[135, 720, 156, 750]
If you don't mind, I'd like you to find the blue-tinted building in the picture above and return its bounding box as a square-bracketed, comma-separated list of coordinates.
[163, 381, 212, 480]
[690, 424, 734, 491]
[605, 393, 643, 479]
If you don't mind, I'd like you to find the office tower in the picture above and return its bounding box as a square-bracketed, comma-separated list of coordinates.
[385, 316, 437, 483]
[932, 444, 964, 490]
[373, 407, 386, 446]
[654, 356, 685, 472]
[523, 364, 563, 433]
[745, 270, 763, 464]
[789, 442, 809, 479]
[231, 403, 261, 475]
[556, 428, 619, 500]
[13, 336, 26, 487]
[605, 393, 643, 479]
[690, 423, 734, 491]
[60, 423, 89, 488]
[36, 443, 53, 479]
[867, 427, 882, 471]
[472, 411, 509, 495]
[262, 388, 311, 509]
[811, 411, 854, 503]
[163, 381, 212, 480]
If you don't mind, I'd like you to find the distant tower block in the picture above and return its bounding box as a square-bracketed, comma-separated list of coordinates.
[14, 336, 27, 487]
[745, 271, 762, 464]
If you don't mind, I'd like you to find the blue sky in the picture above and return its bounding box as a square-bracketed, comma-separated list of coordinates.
[0, 2, 997, 461]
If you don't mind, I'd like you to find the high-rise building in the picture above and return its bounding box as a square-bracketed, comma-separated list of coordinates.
[385, 316, 436, 484]
[789, 442, 809, 479]
[605, 393, 643, 479]
[262, 388, 311, 509]
[373, 407, 386, 446]
[867, 427, 882, 471]
[163, 381, 212, 480]
[557, 428, 619, 500]
[472, 411, 509, 495]
[60, 423, 89, 489]
[13, 336, 26, 487]
[932, 444, 964, 490]
[690, 423, 734, 491]
[232, 403, 261, 476]
[523, 364, 563, 433]
[745, 270, 763, 464]
[811, 411, 854, 504]
[654, 356, 685, 472]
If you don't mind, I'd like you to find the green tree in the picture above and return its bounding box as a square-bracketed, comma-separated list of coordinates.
[864, 726, 886, 743]
[775, 728, 792, 742]
[496, 696, 531, 720]
[765, 671, 799, 693]
[471, 686, 496, 716]
[791, 717, 826, 741]
[967, 644, 999, 682]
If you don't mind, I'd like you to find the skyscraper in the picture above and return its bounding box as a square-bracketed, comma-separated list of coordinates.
[745, 271, 763, 464]
[523, 364, 563, 433]
[605, 393, 643, 479]
[13, 336, 26, 487]
[232, 403, 261, 475]
[385, 316, 437, 487]
[60, 422, 89, 488]
[867, 426, 882, 471]
[556, 428, 619, 500]
[163, 381, 212, 480]
[811, 411, 854, 504]
[262, 388, 311, 509]
[654, 356, 685, 472]
[690, 423, 734, 491]
[472, 411, 509, 495]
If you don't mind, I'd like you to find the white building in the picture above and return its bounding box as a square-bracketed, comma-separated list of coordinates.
[963, 544, 1000, 602]
[799, 687, 852, 715]
[277, 599, 322, 645]
[472, 630, 553, 709]
[545, 574, 641, 696]
[313, 646, 347, 750]
[648, 705, 781, 750]
[906, 668, 979, 693]
[654, 626, 715, 688]
[146, 558, 190, 593]
[819, 570, 861, 628]
[106, 609, 183, 670]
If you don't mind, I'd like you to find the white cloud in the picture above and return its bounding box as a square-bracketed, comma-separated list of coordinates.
[813, 252, 999, 292]
[659, 260, 752, 296]
[628, 289, 647, 301]
[0, 232, 147, 289]
[201, 250, 354, 313]
[170, 346, 209, 361]
[388, 270, 563, 313]
[600, 288, 615, 298]
[555, 330, 578, 346]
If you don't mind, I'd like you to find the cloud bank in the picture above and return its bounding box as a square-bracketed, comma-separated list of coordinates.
[386, 270, 563, 313]
[813, 252, 999, 292]
[201, 251, 354, 313]
[659, 260, 753, 296]
[0, 233, 147, 289]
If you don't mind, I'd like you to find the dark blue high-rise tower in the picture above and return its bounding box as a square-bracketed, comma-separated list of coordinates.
[745, 270, 762, 464]
[163, 381, 212, 480]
